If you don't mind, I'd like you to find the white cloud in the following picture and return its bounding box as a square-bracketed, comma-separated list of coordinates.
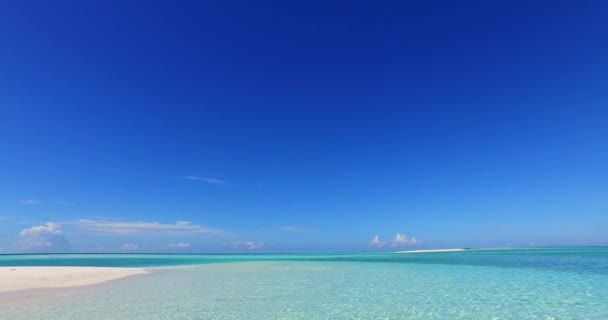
[18, 223, 68, 251]
[22, 199, 40, 205]
[369, 235, 387, 248]
[391, 233, 408, 246]
[181, 176, 226, 184]
[232, 241, 264, 250]
[168, 242, 190, 249]
[73, 219, 223, 236]
[0, 215, 11, 221]
[279, 226, 305, 233]
[121, 243, 139, 251]
[391, 233, 419, 247]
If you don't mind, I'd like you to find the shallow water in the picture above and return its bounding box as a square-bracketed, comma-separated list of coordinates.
[2, 248, 608, 319]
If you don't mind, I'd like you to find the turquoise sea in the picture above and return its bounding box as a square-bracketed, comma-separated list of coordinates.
[1, 248, 608, 319]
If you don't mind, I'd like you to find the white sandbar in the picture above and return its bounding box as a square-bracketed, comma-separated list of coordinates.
[395, 248, 466, 253]
[0, 267, 148, 293]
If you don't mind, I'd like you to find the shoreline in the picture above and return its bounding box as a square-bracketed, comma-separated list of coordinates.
[0, 267, 148, 294]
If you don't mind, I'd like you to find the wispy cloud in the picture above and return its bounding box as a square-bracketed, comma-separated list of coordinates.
[72, 219, 224, 236]
[0, 215, 12, 221]
[18, 222, 69, 251]
[21, 200, 75, 206]
[369, 235, 387, 248]
[279, 226, 305, 233]
[181, 176, 226, 184]
[232, 241, 264, 250]
[168, 242, 190, 249]
[121, 243, 139, 251]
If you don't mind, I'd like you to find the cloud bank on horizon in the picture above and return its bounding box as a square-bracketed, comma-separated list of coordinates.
[231, 241, 264, 250]
[6, 220, 275, 253]
[168, 242, 190, 249]
[369, 233, 419, 249]
[3, 218, 425, 253]
[18, 223, 69, 252]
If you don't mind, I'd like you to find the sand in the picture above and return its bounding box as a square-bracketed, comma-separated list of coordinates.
[396, 248, 466, 253]
[0, 267, 148, 293]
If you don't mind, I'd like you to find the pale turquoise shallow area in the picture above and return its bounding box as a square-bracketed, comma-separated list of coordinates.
[2, 248, 608, 319]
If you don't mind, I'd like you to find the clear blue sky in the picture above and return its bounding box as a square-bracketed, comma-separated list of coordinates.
[1, 1, 607, 253]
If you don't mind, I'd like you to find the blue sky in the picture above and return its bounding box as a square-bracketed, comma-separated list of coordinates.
[1, 1, 607, 253]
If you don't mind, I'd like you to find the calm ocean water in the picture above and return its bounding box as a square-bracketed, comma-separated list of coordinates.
[2, 248, 608, 319]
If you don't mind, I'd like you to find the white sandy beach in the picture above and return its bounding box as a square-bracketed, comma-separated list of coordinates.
[396, 248, 466, 253]
[0, 267, 148, 293]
